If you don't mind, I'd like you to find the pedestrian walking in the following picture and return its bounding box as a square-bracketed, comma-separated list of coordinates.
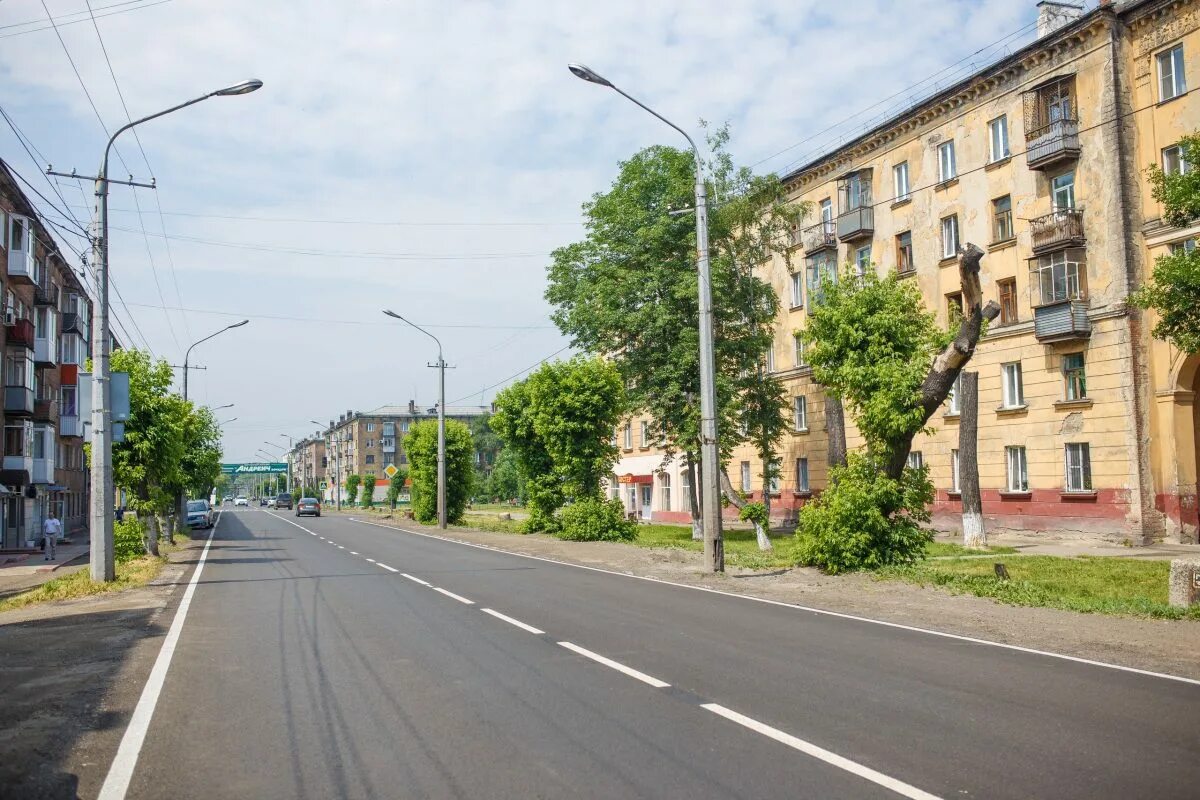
[43, 511, 62, 561]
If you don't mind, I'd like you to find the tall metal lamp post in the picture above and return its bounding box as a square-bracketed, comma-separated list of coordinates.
[382, 309, 446, 529]
[88, 79, 263, 582]
[567, 63, 723, 571]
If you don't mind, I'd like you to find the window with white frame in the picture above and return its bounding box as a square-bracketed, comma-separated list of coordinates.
[1001, 362, 1025, 408]
[1158, 44, 1186, 102]
[793, 333, 806, 367]
[938, 140, 957, 182]
[1163, 144, 1190, 176]
[1065, 443, 1092, 492]
[893, 161, 910, 201]
[907, 451, 924, 471]
[766, 346, 775, 373]
[1051, 171, 1075, 210]
[1169, 238, 1197, 255]
[660, 473, 671, 510]
[820, 198, 833, 232]
[740, 460, 751, 492]
[951, 449, 961, 493]
[1063, 352, 1087, 401]
[988, 115, 1009, 162]
[855, 244, 871, 276]
[793, 396, 808, 432]
[365, 423, 374, 432]
[941, 215, 959, 259]
[623, 422, 632, 449]
[795, 457, 809, 492]
[640, 420, 649, 447]
[947, 374, 961, 415]
[769, 460, 782, 494]
[790, 271, 803, 308]
[1006, 446, 1029, 492]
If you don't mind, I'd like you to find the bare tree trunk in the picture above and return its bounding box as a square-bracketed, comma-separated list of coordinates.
[959, 372, 986, 548]
[686, 454, 703, 541]
[757, 458, 773, 551]
[146, 515, 160, 557]
[884, 244, 1000, 480]
[825, 393, 847, 471]
[719, 470, 746, 510]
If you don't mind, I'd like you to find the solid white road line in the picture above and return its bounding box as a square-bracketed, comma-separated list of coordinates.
[701, 703, 941, 800]
[97, 512, 223, 800]
[557, 641, 670, 689]
[349, 518, 1200, 687]
[433, 587, 474, 605]
[481, 608, 545, 635]
[377, 563, 399, 573]
[401, 573, 431, 587]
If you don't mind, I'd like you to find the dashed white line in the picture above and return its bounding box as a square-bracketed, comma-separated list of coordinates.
[365, 558, 376, 563]
[378, 563, 399, 573]
[349, 551, 360, 556]
[481, 608, 544, 635]
[557, 642, 670, 689]
[401, 573, 431, 587]
[337, 545, 346, 550]
[701, 703, 941, 800]
[433, 587, 474, 605]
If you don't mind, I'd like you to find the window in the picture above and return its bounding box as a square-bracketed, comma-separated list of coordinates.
[766, 346, 775, 373]
[1169, 238, 1197, 255]
[365, 454, 375, 465]
[60, 385, 77, 416]
[993, 195, 1013, 242]
[1163, 144, 1190, 176]
[998, 278, 1018, 325]
[1065, 443, 1092, 492]
[5, 350, 33, 388]
[820, 198, 833, 231]
[740, 461, 751, 492]
[365, 423, 374, 432]
[795, 457, 810, 492]
[946, 292, 964, 324]
[907, 451, 924, 471]
[769, 460, 782, 494]
[9, 215, 26, 251]
[893, 161, 910, 201]
[793, 396, 808, 432]
[1033, 250, 1086, 305]
[938, 140, 957, 182]
[988, 115, 1009, 162]
[790, 272, 804, 308]
[1158, 44, 1187, 102]
[1001, 362, 1025, 408]
[640, 421, 649, 447]
[840, 172, 870, 211]
[947, 374, 961, 415]
[793, 333, 806, 367]
[1063, 352, 1087, 400]
[941, 214, 959, 258]
[806, 251, 837, 304]
[623, 422, 632, 449]
[660, 473, 671, 510]
[1006, 446, 1029, 492]
[400, 421, 410, 433]
[854, 244, 872, 275]
[1051, 171, 1075, 210]
[896, 231, 913, 274]
[951, 449, 961, 493]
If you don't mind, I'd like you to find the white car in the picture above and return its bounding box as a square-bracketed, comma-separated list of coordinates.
[266, 497, 277, 509]
[234, 496, 249, 507]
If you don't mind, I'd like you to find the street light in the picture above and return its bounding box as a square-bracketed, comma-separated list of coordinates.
[382, 308, 446, 529]
[218, 417, 237, 425]
[182, 320, 249, 401]
[210, 403, 234, 411]
[567, 63, 723, 571]
[89, 79, 263, 582]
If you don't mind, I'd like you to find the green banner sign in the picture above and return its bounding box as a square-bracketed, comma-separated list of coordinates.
[221, 463, 288, 475]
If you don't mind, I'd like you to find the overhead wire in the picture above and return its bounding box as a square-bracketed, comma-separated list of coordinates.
[0, 0, 173, 38]
[114, 301, 555, 330]
[446, 344, 572, 405]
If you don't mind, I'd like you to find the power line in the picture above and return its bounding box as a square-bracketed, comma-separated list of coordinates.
[117, 300, 556, 330]
[67, 205, 584, 227]
[446, 345, 572, 405]
[1, 0, 173, 38]
[0, 106, 91, 236]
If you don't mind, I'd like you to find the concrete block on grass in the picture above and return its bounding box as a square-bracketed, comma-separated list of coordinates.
[1168, 559, 1200, 608]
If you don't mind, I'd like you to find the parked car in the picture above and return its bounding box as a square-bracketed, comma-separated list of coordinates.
[296, 497, 320, 517]
[259, 497, 269, 507]
[275, 493, 294, 511]
[234, 496, 249, 507]
[186, 499, 215, 529]
[222, 495, 233, 505]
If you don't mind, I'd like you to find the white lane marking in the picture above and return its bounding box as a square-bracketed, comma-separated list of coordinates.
[378, 563, 399, 573]
[433, 587, 474, 605]
[97, 512, 223, 800]
[349, 551, 360, 556]
[401, 573, 431, 587]
[482, 608, 545, 635]
[702, 703, 941, 800]
[557, 641, 670, 689]
[365, 558, 376, 563]
[349, 518, 1200, 687]
[337, 545, 346, 550]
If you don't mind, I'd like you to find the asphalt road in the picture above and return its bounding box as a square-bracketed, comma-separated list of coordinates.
[104, 508, 1200, 800]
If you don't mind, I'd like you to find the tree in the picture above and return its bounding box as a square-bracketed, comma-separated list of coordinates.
[167, 403, 222, 541]
[491, 358, 625, 532]
[488, 448, 525, 503]
[345, 474, 361, 507]
[545, 129, 804, 552]
[407, 420, 474, 524]
[737, 365, 789, 550]
[1131, 133, 1200, 353]
[386, 466, 409, 509]
[360, 476, 375, 508]
[469, 413, 502, 475]
[958, 372, 986, 548]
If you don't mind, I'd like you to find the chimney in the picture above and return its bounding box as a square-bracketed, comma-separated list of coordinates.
[1036, 1, 1084, 38]
[408, 399, 416, 414]
[346, 409, 353, 419]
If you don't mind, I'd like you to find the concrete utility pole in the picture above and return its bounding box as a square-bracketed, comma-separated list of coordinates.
[81, 79, 262, 582]
[567, 63, 724, 571]
[382, 309, 447, 529]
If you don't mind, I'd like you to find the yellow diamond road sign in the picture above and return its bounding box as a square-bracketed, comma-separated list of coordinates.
[384, 464, 398, 479]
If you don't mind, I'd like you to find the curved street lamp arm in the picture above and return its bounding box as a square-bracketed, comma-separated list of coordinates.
[606, 83, 701, 163]
[382, 309, 443, 361]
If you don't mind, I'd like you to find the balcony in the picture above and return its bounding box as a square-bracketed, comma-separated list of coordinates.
[1034, 300, 1091, 342]
[5, 319, 34, 349]
[1030, 209, 1085, 254]
[800, 223, 837, 254]
[3, 455, 32, 476]
[34, 337, 57, 367]
[62, 313, 87, 337]
[836, 206, 874, 242]
[382, 438, 396, 452]
[1025, 119, 1080, 170]
[60, 415, 82, 438]
[7, 245, 35, 285]
[33, 398, 57, 423]
[33, 282, 57, 306]
[31, 457, 54, 484]
[4, 387, 33, 416]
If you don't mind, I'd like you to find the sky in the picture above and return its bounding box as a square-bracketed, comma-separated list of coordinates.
[0, 0, 1051, 462]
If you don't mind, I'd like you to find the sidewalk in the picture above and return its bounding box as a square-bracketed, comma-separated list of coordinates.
[0, 540, 90, 600]
[932, 530, 1200, 560]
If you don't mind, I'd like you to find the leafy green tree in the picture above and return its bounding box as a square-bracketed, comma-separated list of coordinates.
[360, 476, 375, 508]
[737, 362, 789, 550]
[492, 358, 625, 532]
[488, 448, 525, 503]
[1131, 133, 1200, 353]
[345, 474, 361, 507]
[469, 413, 502, 475]
[386, 466, 409, 509]
[407, 420, 474, 524]
[545, 129, 804, 541]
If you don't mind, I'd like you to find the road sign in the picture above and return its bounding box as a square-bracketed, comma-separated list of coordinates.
[384, 464, 399, 479]
[221, 463, 288, 475]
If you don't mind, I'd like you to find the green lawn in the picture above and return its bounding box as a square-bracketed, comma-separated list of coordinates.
[878, 555, 1200, 620]
[926, 541, 1018, 557]
[628, 524, 795, 570]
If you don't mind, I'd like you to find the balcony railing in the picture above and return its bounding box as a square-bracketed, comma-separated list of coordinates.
[60, 414, 82, 438]
[1030, 209, 1085, 254]
[4, 387, 34, 415]
[33, 282, 57, 306]
[836, 206, 874, 242]
[1034, 300, 1091, 342]
[7, 247, 35, 284]
[1026, 119, 1080, 170]
[62, 313, 87, 337]
[34, 337, 57, 367]
[3, 454, 32, 475]
[5, 318, 34, 349]
[31, 457, 55, 484]
[800, 223, 837, 254]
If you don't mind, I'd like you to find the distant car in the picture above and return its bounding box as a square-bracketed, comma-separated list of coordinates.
[296, 497, 320, 517]
[234, 496, 249, 507]
[275, 493, 294, 511]
[259, 497, 268, 507]
[186, 500, 214, 529]
[222, 495, 233, 505]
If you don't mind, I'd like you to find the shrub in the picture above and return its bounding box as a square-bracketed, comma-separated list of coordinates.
[793, 453, 933, 574]
[555, 497, 637, 542]
[738, 502, 769, 529]
[407, 420, 475, 524]
[114, 517, 148, 564]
